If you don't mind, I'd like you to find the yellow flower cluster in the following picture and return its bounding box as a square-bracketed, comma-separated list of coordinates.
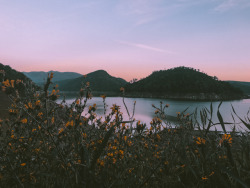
[220, 134, 232, 146]
[195, 137, 206, 145]
[25, 102, 34, 110]
[65, 120, 74, 127]
[21, 118, 28, 124]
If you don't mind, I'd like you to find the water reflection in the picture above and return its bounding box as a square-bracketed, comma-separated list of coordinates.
[57, 96, 250, 132]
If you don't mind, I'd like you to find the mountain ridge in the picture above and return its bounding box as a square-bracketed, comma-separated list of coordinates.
[56, 69, 128, 92]
[23, 71, 82, 84]
[226, 81, 250, 95]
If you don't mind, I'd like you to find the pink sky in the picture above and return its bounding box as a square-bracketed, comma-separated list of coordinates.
[0, 0, 250, 82]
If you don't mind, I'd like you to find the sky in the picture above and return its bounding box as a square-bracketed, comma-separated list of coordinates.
[0, 0, 250, 82]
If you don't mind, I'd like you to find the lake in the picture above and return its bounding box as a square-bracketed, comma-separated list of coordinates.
[57, 96, 250, 132]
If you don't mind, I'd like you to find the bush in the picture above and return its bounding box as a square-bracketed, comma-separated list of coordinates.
[0, 73, 250, 187]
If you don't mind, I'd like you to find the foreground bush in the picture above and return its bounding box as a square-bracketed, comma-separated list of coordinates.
[0, 73, 250, 187]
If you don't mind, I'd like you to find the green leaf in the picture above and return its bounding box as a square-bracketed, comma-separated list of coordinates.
[231, 104, 250, 130]
[217, 102, 226, 133]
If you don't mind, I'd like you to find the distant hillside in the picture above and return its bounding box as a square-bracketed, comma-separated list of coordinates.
[57, 70, 127, 92]
[125, 66, 244, 100]
[227, 81, 250, 95]
[23, 71, 82, 84]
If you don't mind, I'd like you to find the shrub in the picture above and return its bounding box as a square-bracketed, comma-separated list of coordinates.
[0, 73, 250, 187]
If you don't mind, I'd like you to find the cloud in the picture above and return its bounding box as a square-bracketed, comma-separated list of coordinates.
[117, 40, 176, 54]
[214, 0, 250, 12]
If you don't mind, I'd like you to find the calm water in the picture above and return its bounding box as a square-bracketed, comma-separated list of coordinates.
[58, 96, 250, 132]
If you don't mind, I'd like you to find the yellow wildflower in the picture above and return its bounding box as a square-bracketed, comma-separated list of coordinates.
[24, 104, 29, 109]
[100, 95, 106, 99]
[202, 176, 208, 180]
[65, 121, 70, 127]
[2, 79, 10, 87]
[37, 112, 43, 119]
[100, 160, 104, 166]
[28, 102, 33, 109]
[119, 150, 124, 155]
[82, 133, 87, 138]
[156, 134, 161, 140]
[51, 89, 56, 95]
[220, 134, 232, 146]
[209, 172, 215, 176]
[35, 100, 40, 106]
[76, 99, 80, 105]
[127, 141, 132, 146]
[51, 117, 55, 124]
[124, 136, 127, 142]
[129, 168, 134, 173]
[21, 163, 26, 167]
[35, 148, 40, 153]
[21, 118, 27, 124]
[10, 80, 15, 87]
[59, 128, 64, 134]
[49, 72, 54, 80]
[196, 137, 206, 145]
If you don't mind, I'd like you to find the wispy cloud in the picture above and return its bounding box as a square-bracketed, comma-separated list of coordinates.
[117, 40, 176, 54]
[214, 0, 250, 12]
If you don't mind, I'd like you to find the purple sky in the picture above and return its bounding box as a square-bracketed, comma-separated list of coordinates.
[0, 0, 250, 81]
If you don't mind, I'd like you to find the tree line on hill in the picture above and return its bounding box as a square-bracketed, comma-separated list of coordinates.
[125, 67, 243, 97]
[1, 63, 249, 100]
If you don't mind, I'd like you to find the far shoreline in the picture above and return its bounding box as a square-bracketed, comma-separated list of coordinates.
[59, 90, 249, 102]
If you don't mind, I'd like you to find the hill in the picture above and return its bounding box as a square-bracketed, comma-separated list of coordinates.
[23, 71, 82, 84]
[1, 63, 34, 83]
[56, 70, 127, 92]
[125, 66, 244, 100]
[227, 81, 250, 95]
[0, 63, 34, 118]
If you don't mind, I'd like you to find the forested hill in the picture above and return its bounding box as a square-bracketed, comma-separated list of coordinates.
[0, 63, 33, 83]
[57, 70, 127, 92]
[23, 71, 82, 84]
[125, 66, 244, 100]
[0, 63, 35, 118]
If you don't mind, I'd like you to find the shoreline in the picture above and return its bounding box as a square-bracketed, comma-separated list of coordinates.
[59, 90, 248, 102]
